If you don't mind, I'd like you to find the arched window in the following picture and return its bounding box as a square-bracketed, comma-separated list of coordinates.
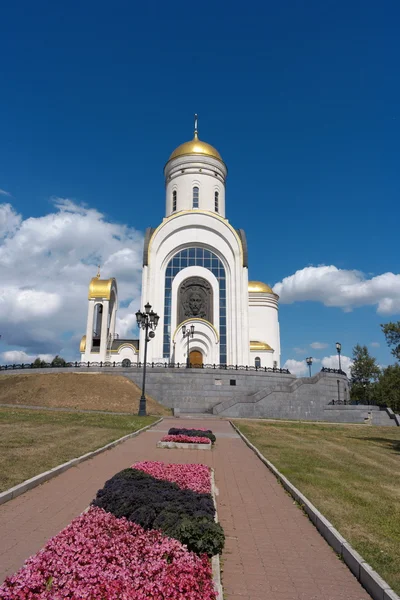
[255, 357, 261, 368]
[172, 190, 177, 212]
[122, 358, 131, 367]
[214, 191, 219, 213]
[192, 186, 199, 208]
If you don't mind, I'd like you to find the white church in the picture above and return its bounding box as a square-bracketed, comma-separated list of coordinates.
[80, 119, 281, 368]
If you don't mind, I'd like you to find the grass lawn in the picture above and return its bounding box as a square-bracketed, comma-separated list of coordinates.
[0, 407, 157, 492]
[234, 419, 400, 594]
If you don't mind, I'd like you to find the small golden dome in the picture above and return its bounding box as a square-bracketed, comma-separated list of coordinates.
[168, 132, 223, 163]
[80, 335, 86, 352]
[250, 341, 273, 351]
[88, 277, 116, 300]
[248, 281, 274, 294]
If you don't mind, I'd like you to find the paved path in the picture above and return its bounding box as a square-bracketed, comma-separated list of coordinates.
[0, 418, 370, 599]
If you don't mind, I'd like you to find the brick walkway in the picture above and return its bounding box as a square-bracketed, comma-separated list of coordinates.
[0, 418, 370, 599]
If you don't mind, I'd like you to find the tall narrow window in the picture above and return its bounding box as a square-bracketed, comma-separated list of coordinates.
[214, 191, 219, 212]
[192, 186, 199, 208]
[172, 190, 177, 212]
[255, 357, 261, 368]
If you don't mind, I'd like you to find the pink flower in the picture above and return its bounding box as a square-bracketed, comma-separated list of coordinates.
[0, 507, 217, 600]
[132, 461, 211, 494]
[161, 434, 211, 444]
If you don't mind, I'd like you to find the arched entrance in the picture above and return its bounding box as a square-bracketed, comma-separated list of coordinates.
[189, 350, 203, 368]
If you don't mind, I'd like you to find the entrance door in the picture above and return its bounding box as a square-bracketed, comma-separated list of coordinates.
[189, 350, 203, 368]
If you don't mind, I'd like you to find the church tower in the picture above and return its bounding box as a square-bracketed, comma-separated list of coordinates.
[140, 117, 280, 367]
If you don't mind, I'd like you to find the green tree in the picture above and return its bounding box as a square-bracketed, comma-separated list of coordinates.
[32, 357, 47, 368]
[381, 321, 400, 362]
[51, 355, 66, 367]
[350, 344, 381, 403]
[375, 364, 400, 413]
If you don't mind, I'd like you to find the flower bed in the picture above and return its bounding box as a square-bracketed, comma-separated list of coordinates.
[0, 507, 216, 599]
[92, 467, 224, 556]
[133, 461, 211, 494]
[168, 427, 216, 444]
[162, 434, 211, 444]
[0, 462, 223, 599]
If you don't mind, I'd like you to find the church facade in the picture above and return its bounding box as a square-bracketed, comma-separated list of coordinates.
[81, 122, 280, 368]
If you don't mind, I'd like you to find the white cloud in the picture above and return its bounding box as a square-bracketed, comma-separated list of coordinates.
[370, 342, 380, 348]
[293, 347, 307, 354]
[0, 200, 144, 361]
[310, 341, 328, 349]
[283, 359, 308, 376]
[273, 265, 400, 315]
[321, 354, 353, 375]
[0, 350, 54, 363]
[0, 189, 11, 197]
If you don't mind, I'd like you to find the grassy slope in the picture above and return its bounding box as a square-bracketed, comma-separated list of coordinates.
[0, 407, 156, 491]
[0, 372, 170, 415]
[234, 419, 400, 594]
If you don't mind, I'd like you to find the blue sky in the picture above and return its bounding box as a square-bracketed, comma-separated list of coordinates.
[0, 0, 399, 372]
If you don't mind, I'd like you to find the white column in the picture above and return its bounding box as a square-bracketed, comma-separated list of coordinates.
[99, 301, 109, 361]
[109, 302, 117, 340]
[85, 301, 95, 358]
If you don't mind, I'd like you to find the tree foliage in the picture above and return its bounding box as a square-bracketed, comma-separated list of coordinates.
[381, 321, 400, 362]
[32, 358, 47, 368]
[375, 364, 400, 413]
[350, 344, 381, 403]
[51, 355, 66, 367]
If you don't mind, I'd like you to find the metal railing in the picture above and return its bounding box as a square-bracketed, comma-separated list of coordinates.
[0, 361, 291, 373]
[321, 367, 348, 376]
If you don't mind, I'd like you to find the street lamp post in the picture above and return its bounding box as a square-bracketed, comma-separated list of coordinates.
[306, 356, 313, 377]
[336, 342, 342, 372]
[182, 324, 195, 368]
[136, 302, 159, 416]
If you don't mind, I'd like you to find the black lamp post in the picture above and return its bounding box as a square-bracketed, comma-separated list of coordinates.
[136, 302, 159, 416]
[336, 342, 342, 372]
[306, 356, 313, 377]
[182, 324, 195, 368]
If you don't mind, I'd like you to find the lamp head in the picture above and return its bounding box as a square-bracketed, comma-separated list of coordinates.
[336, 342, 342, 353]
[182, 324, 186, 336]
[190, 324, 195, 336]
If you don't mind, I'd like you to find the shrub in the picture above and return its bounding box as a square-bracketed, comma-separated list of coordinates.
[92, 468, 224, 556]
[168, 428, 216, 444]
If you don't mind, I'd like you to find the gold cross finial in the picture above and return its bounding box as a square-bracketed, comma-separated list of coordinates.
[194, 113, 198, 139]
[96, 265, 101, 278]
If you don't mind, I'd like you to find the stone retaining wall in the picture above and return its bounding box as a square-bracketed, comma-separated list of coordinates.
[0, 367, 397, 425]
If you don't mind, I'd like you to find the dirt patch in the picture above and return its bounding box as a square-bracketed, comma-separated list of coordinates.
[0, 373, 170, 416]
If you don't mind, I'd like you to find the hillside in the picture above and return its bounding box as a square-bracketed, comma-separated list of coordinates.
[0, 373, 170, 416]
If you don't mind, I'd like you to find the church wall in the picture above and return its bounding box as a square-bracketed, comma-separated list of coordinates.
[170, 266, 220, 342]
[165, 155, 227, 217]
[248, 294, 280, 366]
[141, 213, 249, 365]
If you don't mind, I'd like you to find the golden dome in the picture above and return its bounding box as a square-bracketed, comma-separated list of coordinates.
[248, 281, 274, 294]
[250, 341, 273, 351]
[168, 132, 223, 163]
[80, 335, 86, 352]
[88, 276, 116, 300]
